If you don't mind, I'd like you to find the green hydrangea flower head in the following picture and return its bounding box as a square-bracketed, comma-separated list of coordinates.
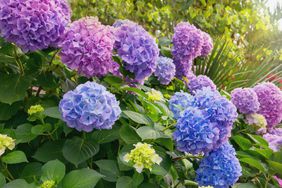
[123, 142, 162, 173]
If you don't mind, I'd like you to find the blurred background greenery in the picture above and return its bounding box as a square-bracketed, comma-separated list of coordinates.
[69, 0, 282, 91]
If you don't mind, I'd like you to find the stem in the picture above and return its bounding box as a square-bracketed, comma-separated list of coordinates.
[162, 124, 175, 131]
[13, 46, 24, 75]
[173, 154, 203, 161]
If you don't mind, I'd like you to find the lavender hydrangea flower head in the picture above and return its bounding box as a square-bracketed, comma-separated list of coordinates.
[173, 107, 221, 154]
[154, 57, 176, 85]
[114, 20, 159, 83]
[263, 128, 282, 152]
[168, 91, 194, 119]
[172, 22, 203, 78]
[196, 143, 242, 188]
[253, 82, 282, 128]
[0, 0, 71, 52]
[231, 88, 260, 114]
[201, 31, 213, 56]
[173, 88, 238, 154]
[59, 81, 121, 132]
[188, 75, 217, 95]
[60, 17, 118, 77]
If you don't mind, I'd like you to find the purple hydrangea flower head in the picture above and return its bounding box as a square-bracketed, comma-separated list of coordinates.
[263, 128, 282, 152]
[253, 82, 282, 128]
[168, 91, 195, 119]
[173, 107, 221, 154]
[201, 31, 213, 56]
[114, 20, 159, 83]
[173, 88, 237, 154]
[0, 0, 71, 52]
[231, 88, 260, 114]
[59, 17, 118, 78]
[59, 81, 121, 132]
[154, 57, 176, 85]
[196, 142, 242, 188]
[188, 75, 217, 95]
[172, 22, 203, 78]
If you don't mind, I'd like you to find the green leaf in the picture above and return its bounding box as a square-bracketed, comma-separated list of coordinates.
[267, 160, 282, 176]
[44, 107, 62, 120]
[136, 126, 161, 140]
[33, 140, 64, 162]
[15, 123, 37, 144]
[233, 183, 258, 188]
[41, 160, 65, 183]
[0, 173, 5, 187]
[91, 126, 120, 144]
[0, 102, 20, 121]
[2, 150, 28, 164]
[31, 124, 52, 135]
[119, 124, 141, 144]
[116, 176, 134, 188]
[62, 137, 99, 167]
[123, 111, 152, 125]
[0, 73, 31, 104]
[132, 172, 143, 187]
[151, 164, 167, 176]
[231, 135, 252, 150]
[95, 160, 120, 182]
[62, 168, 103, 188]
[20, 162, 42, 182]
[240, 158, 266, 172]
[3, 179, 36, 188]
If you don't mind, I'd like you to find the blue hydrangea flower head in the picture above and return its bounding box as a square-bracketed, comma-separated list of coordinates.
[173, 107, 221, 154]
[196, 142, 242, 188]
[114, 20, 159, 83]
[188, 75, 217, 95]
[154, 57, 176, 85]
[168, 91, 195, 119]
[0, 0, 71, 52]
[59, 81, 121, 132]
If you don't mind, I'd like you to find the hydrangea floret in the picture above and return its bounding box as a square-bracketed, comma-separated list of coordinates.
[114, 20, 159, 83]
[188, 75, 217, 95]
[154, 57, 176, 85]
[28, 105, 44, 115]
[0, 134, 15, 156]
[59, 81, 121, 132]
[0, 0, 71, 52]
[253, 82, 282, 128]
[168, 91, 194, 119]
[146, 89, 164, 102]
[60, 17, 118, 77]
[263, 128, 282, 152]
[196, 143, 242, 188]
[123, 142, 162, 173]
[200, 31, 213, 56]
[231, 88, 260, 114]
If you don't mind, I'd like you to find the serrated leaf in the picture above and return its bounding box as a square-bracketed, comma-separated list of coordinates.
[95, 160, 120, 182]
[44, 107, 62, 120]
[62, 168, 103, 188]
[123, 111, 152, 125]
[119, 124, 141, 144]
[41, 160, 65, 183]
[116, 176, 134, 188]
[15, 123, 37, 144]
[91, 126, 120, 144]
[2, 151, 28, 164]
[33, 140, 64, 162]
[62, 137, 99, 167]
[136, 126, 161, 140]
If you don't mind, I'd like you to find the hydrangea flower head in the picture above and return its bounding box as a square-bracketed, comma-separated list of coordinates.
[114, 20, 159, 83]
[169, 91, 195, 119]
[40, 180, 56, 188]
[245, 113, 267, 130]
[199, 186, 214, 188]
[173, 88, 237, 154]
[60, 17, 118, 77]
[263, 128, 282, 152]
[28, 105, 44, 115]
[123, 142, 162, 173]
[0, 0, 71, 52]
[0, 134, 15, 156]
[154, 57, 176, 85]
[173, 107, 221, 154]
[188, 75, 217, 95]
[201, 31, 213, 56]
[254, 82, 282, 128]
[196, 143, 242, 188]
[146, 89, 164, 102]
[59, 81, 121, 132]
[231, 88, 260, 114]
